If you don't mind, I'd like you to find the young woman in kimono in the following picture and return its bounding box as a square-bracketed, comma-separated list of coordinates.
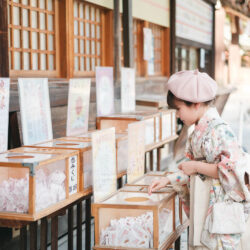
[148, 69, 250, 250]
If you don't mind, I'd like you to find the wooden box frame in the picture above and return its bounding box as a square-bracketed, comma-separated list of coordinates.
[92, 186, 177, 250]
[0, 147, 81, 221]
[25, 139, 92, 194]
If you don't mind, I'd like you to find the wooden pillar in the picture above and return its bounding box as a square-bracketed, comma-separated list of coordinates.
[0, 0, 9, 77]
[122, 0, 133, 68]
[211, 4, 216, 78]
[113, 0, 121, 86]
[170, 0, 176, 74]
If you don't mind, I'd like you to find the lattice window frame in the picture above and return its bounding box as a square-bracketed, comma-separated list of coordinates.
[8, 0, 59, 77]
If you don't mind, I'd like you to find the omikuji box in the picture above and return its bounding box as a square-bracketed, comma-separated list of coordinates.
[0, 148, 80, 221]
[96, 111, 161, 147]
[60, 131, 128, 178]
[25, 140, 92, 193]
[160, 109, 177, 140]
[92, 185, 176, 249]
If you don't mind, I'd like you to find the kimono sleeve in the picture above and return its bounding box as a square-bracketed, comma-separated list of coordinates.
[202, 123, 250, 202]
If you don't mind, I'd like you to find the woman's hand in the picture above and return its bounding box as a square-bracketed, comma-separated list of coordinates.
[178, 161, 197, 176]
[148, 177, 170, 195]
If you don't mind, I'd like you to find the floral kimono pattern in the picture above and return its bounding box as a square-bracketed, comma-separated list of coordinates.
[167, 107, 250, 250]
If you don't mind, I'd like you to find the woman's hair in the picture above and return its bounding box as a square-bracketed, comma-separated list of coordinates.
[167, 90, 214, 109]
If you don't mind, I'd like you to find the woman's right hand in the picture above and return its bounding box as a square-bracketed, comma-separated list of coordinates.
[148, 177, 170, 195]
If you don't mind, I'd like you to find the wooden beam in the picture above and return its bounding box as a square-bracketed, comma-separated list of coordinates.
[113, 0, 121, 86]
[122, 0, 133, 68]
[211, 4, 215, 78]
[170, 0, 176, 75]
[0, 0, 9, 77]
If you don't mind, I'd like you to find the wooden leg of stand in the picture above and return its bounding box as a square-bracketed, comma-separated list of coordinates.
[51, 216, 58, 250]
[77, 201, 83, 250]
[68, 207, 74, 250]
[30, 221, 37, 250]
[40, 218, 48, 250]
[85, 197, 91, 250]
[20, 226, 27, 250]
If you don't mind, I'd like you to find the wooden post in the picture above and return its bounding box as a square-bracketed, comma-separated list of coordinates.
[113, 0, 121, 86]
[0, 0, 9, 77]
[40, 218, 48, 250]
[170, 0, 176, 74]
[122, 0, 133, 68]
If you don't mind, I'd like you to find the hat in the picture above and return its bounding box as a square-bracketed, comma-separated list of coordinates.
[167, 69, 217, 103]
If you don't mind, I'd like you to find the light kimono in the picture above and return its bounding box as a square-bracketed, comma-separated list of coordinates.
[167, 107, 250, 250]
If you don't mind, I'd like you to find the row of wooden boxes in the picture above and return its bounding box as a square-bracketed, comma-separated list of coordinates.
[92, 172, 188, 250]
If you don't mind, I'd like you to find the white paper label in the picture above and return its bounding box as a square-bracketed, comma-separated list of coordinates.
[69, 155, 78, 195]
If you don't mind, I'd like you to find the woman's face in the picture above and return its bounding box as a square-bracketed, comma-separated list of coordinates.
[174, 99, 199, 126]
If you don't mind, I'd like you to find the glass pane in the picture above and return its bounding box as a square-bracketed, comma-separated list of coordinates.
[32, 32, 38, 49]
[97, 26, 100, 39]
[79, 3, 84, 18]
[31, 11, 38, 29]
[13, 29, 20, 48]
[80, 57, 84, 70]
[48, 0, 53, 11]
[182, 60, 187, 70]
[14, 52, 21, 70]
[39, 0, 45, 9]
[91, 24, 95, 38]
[40, 13, 46, 30]
[74, 20, 78, 35]
[23, 30, 29, 49]
[74, 38, 78, 53]
[91, 7, 95, 21]
[86, 23, 90, 37]
[32, 53, 38, 70]
[91, 57, 95, 70]
[40, 53, 46, 70]
[22, 0, 28, 5]
[40, 33, 46, 50]
[22, 8, 29, 27]
[91, 41, 95, 54]
[86, 57, 90, 71]
[48, 34, 54, 51]
[74, 56, 79, 71]
[96, 9, 100, 22]
[189, 48, 197, 70]
[80, 40, 84, 54]
[181, 48, 186, 59]
[86, 40, 90, 54]
[74, 2, 78, 17]
[85, 5, 89, 20]
[49, 55, 54, 70]
[8, 28, 11, 47]
[80, 22, 84, 36]
[31, 0, 37, 7]
[48, 15, 53, 31]
[97, 58, 100, 66]
[97, 42, 100, 55]
[23, 52, 30, 70]
[13, 7, 20, 26]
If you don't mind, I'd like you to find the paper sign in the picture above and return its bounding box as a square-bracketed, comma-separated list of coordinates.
[121, 67, 135, 113]
[127, 121, 145, 184]
[18, 78, 53, 145]
[96, 67, 115, 117]
[68, 155, 78, 195]
[66, 78, 91, 136]
[0, 78, 10, 153]
[92, 127, 117, 202]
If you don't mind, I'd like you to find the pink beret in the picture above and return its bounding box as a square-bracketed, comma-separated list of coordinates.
[167, 69, 217, 103]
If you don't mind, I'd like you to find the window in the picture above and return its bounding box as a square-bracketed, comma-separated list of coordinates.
[8, 0, 58, 76]
[73, 1, 103, 76]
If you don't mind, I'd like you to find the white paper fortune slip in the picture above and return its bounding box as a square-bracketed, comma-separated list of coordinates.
[0, 78, 10, 153]
[127, 121, 145, 184]
[95, 67, 114, 117]
[66, 78, 91, 136]
[18, 78, 53, 145]
[121, 67, 135, 113]
[92, 127, 117, 202]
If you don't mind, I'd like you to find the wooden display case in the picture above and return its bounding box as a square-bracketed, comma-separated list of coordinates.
[59, 131, 128, 179]
[92, 185, 176, 249]
[96, 111, 161, 147]
[0, 148, 81, 221]
[25, 140, 92, 193]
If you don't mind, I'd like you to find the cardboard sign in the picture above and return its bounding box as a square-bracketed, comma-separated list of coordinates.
[92, 127, 117, 202]
[95, 67, 115, 117]
[66, 78, 91, 136]
[18, 78, 53, 145]
[121, 67, 136, 113]
[127, 121, 145, 184]
[0, 78, 10, 153]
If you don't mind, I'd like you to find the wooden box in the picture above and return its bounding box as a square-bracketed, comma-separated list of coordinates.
[160, 109, 177, 141]
[60, 131, 128, 178]
[25, 140, 92, 193]
[0, 148, 81, 221]
[96, 111, 160, 147]
[92, 185, 176, 249]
